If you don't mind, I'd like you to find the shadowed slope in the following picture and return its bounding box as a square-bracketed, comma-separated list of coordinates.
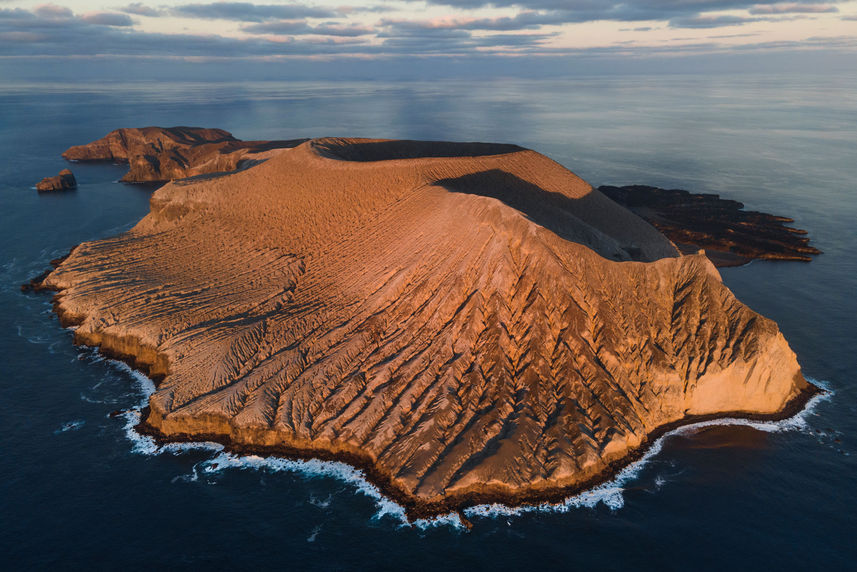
[312, 138, 524, 161]
[43, 138, 813, 518]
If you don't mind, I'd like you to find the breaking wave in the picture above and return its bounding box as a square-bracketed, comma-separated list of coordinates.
[109, 360, 832, 530]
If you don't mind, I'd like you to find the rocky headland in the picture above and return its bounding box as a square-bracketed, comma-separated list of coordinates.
[62, 126, 307, 183]
[36, 169, 76, 192]
[34, 136, 816, 519]
[599, 184, 821, 267]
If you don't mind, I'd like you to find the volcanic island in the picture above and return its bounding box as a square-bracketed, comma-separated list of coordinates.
[33, 127, 819, 520]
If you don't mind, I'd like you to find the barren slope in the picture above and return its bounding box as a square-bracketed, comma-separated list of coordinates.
[43, 138, 814, 517]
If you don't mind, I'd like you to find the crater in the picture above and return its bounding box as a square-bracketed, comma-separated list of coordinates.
[311, 138, 525, 162]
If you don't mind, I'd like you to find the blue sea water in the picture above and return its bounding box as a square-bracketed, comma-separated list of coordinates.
[0, 75, 855, 570]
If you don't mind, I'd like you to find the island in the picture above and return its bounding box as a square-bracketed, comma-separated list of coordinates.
[33, 133, 817, 520]
[36, 169, 77, 192]
[599, 184, 821, 267]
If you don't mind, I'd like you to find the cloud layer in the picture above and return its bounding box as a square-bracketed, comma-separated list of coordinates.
[0, 1, 853, 62]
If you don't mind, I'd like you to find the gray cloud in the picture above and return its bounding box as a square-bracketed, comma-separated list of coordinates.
[749, 3, 838, 13]
[375, 15, 559, 53]
[670, 14, 761, 28]
[426, 0, 846, 24]
[0, 2, 854, 63]
[381, 11, 558, 32]
[172, 2, 335, 22]
[33, 4, 73, 19]
[81, 12, 134, 27]
[119, 3, 162, 17]
[242, 20, 374, 36]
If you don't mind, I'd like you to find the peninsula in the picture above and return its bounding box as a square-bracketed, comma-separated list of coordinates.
[62, 126, 306, 182]
[599, 185, 821, 266]
[35, 134, 816, 519]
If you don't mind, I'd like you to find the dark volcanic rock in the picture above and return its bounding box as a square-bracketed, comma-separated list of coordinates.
[36, 169, 76, 192]
[62, 126, 307, 183]
[599, 184, 821, 267]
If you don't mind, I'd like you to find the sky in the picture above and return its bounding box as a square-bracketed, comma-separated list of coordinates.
[1, 0, 855, 79]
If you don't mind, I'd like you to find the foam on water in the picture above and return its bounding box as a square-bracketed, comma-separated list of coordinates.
[109, 356, 832, 529]
[54, 419, 85, 434]
[309, 494, 333, 509]
[463, 378, 833, 520]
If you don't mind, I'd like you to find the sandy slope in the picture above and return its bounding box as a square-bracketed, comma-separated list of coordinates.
[44, 138, 813, 517]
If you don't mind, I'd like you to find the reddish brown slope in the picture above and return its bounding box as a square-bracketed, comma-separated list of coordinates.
[43, 138, 814, 518]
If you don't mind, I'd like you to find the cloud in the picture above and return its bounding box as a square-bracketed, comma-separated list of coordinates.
[242, 20, 374, 36]
[0, 8, 30, 20]
[376, 20, 557, 54]
[380, 11, 558, 32]
[0, 2, 854, 63]
[749, 3, 839, 13]
[670, 14, 761, 28]
[425, 0, 847, 24]
[33, 4, 73, 19]
[172, 2, 335, 22]
[119, 3, 162, 17]
[80, 12, 134, 27]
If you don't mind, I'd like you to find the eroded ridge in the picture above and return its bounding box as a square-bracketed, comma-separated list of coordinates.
[43, 138, 814, 518]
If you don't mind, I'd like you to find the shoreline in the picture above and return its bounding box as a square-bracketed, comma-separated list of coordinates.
[133, 382, 821, 522]
[27, 260, 821, 523]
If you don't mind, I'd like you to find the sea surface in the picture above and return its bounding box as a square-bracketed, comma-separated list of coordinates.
[1, 75, 855, 570]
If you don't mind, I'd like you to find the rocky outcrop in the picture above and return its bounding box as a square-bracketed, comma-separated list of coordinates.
[40, 138, 815, 518]
[36, 169, 76, 191]
[62, 126, 307, 183]
[599, 185, 821, 267]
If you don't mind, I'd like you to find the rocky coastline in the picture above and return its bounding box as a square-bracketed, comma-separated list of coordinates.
[27, 132, 818, 520]
[27, 269, 819, 521]
[599, 184, 821, 266]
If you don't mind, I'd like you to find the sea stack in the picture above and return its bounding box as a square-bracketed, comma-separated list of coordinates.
[36, 169, 76, 192]
[40, 137, 815, 518]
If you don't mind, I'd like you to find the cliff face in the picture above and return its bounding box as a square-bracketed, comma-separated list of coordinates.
[43, 138, 813, 517]
[61, 126, 306, 183]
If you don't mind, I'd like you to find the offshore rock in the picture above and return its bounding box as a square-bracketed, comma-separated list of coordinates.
[36, 169, 76, 191]
[43, 138, 814, 518]
[62, 126, 306, 183]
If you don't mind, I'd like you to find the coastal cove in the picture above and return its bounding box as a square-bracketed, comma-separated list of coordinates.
[2, 76, 855, 569]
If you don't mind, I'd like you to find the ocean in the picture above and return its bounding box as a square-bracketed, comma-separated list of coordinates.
[1, 75, 855, 570]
